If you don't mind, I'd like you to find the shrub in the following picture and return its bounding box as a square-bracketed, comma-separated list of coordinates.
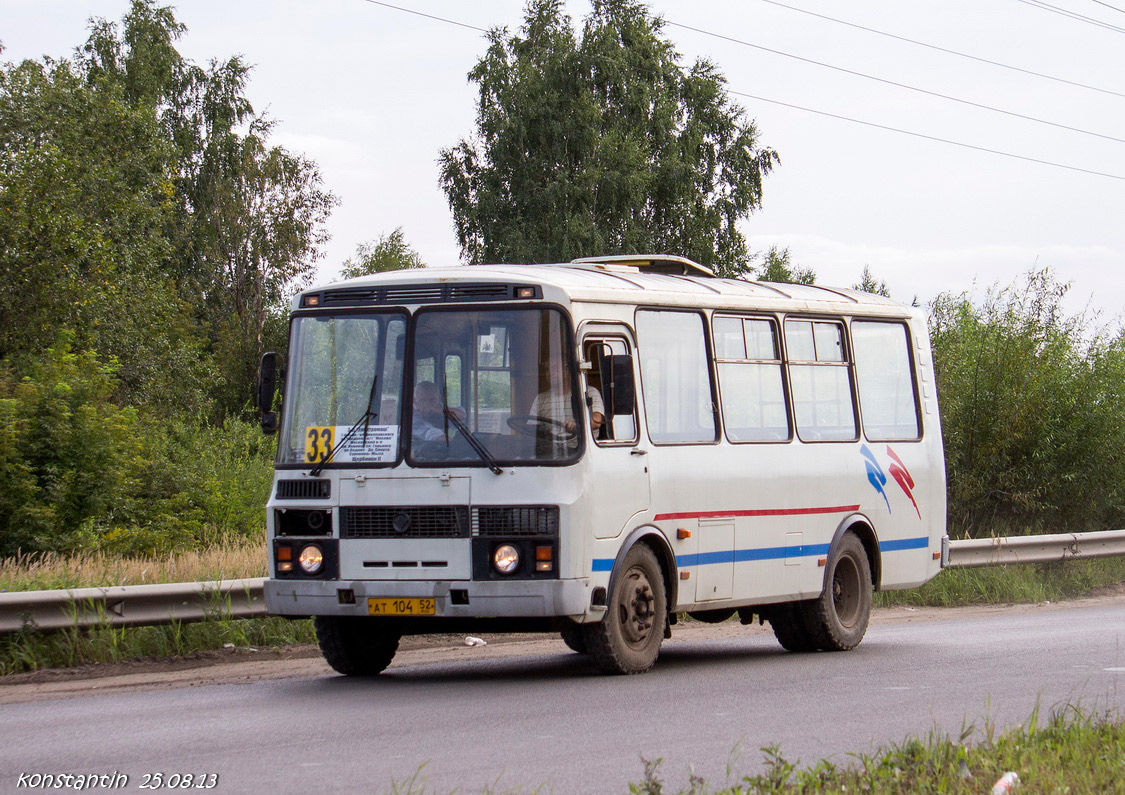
[930, 270, 1125, 537]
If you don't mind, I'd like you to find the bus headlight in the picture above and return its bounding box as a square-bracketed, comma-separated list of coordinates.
[492, 544, 520, 575]
[298, 544, 325, 575]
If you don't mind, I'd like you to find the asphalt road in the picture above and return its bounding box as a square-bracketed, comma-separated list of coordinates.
[2, 601, 1123, 793]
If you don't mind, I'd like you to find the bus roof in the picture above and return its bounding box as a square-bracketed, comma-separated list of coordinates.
[301, 258, 914, 318]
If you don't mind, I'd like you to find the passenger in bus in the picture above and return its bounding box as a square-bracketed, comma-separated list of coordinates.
[412, 381, 463, 441]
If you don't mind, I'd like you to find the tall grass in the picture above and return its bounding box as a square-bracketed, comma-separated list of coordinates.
[629, 704, 1123, 793]
[0, 537, 265, 592]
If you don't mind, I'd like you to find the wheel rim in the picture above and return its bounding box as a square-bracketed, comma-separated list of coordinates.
[617, 566, 656, 648]
[832, 554, 862, 628]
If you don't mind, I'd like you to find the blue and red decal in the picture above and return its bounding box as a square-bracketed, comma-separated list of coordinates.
[861, 444, 920, 518]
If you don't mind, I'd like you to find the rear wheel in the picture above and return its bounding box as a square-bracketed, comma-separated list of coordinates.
[802, 533, 872, 651]
[583, 544, 667, 674]
[315, 616, 401, 676]
[766, 602, 820, 652]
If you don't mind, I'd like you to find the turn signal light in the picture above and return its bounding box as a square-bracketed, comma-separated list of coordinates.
[277, 546, 293, 561]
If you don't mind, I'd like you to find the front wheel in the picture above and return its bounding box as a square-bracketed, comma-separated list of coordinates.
[560, 623, 588, 654]
[801, 533, 873, 651]
[582, 544, 667, 674]
[315, 616, 401, 676]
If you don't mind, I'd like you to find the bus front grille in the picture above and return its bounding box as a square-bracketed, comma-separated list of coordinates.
[472, 506, 559, 537]
[341, 506, 469, 538]
[276, 479, 331, 499]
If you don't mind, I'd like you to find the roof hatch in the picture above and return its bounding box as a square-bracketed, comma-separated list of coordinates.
[570, 254, 715, 278]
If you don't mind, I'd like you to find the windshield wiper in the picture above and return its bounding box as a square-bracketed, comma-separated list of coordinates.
[309, 376, 379, 477]
[443, 408, 504, 475]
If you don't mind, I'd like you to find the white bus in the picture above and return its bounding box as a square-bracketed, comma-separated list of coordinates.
[259, 255, 945, 675]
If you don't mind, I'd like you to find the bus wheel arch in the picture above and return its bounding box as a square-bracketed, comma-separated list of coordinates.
[586, 529, 674, 674]
[804, 529, 874, 652]
[832, 515, 881, 592]
[605, 527, 677, 621]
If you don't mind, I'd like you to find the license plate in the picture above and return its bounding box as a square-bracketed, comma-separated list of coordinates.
[367, 597, 435, 616]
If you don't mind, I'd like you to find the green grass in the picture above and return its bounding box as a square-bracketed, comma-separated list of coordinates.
[0, 615, 315, 675]
[628, 705, 1124, 794]
[875, 557, 1125, 607]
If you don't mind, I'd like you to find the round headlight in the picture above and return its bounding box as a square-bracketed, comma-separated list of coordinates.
[298, 544, 324, 574]
[492, 544, 520, 575]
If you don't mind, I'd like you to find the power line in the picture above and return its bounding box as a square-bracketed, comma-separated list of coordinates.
[359, 0, 488, 33]
[731, 90, 1125, 181]
[1089, 0, 1125, 15]
[1012, 0, 1125, 33]
[357, 0, 1125, 181]
[664, 20, 1125, 145]
[757, 0, 1125, 99]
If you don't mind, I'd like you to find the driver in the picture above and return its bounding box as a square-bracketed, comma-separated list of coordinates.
[529, 379, 605, 437]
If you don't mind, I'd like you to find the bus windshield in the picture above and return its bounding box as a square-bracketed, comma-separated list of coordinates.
[409, 306, 582, 465]
[278, 312, 407, 467]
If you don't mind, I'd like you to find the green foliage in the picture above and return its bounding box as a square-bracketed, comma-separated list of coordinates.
[930, 269, 1125, 536]
[340, 228, 426, 279]
[0, 338, 272, 557]
[853, 264, 891, 297]
[0, 338, 140, 555]
[440, 0, 778, 273]
[755, 246, 815, 284]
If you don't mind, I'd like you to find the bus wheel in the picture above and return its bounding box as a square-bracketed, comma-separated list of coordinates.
[583, 544, 667, 674]
[560, 623, 588, 654]
[315, 616, 401, 676]
[803, 533, 872, 651]
[766, 602, 819, 652]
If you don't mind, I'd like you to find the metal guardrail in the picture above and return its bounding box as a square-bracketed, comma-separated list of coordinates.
[942, 529, 1125, 569]
[0, 578, 266, 635]
[1, 529, 1123, 635]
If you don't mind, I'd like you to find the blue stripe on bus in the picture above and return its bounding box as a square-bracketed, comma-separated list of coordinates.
[591, 536, 929, 572]
[878, 536, 929, 552]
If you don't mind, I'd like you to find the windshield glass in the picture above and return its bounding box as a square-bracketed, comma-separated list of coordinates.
[277, 312, 407, 467]
[410, 307, 581, 465]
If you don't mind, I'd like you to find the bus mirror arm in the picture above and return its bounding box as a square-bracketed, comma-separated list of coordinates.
[258, 352, 281, 435]
[602, 354, 635, 417]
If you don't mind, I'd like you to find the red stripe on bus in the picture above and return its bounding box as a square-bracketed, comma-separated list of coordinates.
[653, 505, 861, 521]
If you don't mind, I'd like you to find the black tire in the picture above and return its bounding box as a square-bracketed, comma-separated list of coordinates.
[801, 533, 873, 651]
[582, 544, 667, 675]
[766, 602, 820, 652]
[315, 616, 401, 676]
[688, 608, 737, 624]
[560, 623, 588, 654]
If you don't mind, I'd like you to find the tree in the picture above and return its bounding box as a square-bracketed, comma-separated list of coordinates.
[757, 246, 815, 284]
[853, 265, 890, 297]
[79, 1, 337, 413]
[439, 0, 778, 274]
[340, 228, 426, 279]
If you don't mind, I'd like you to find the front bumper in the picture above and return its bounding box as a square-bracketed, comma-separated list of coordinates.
[265, 577, 593, 619]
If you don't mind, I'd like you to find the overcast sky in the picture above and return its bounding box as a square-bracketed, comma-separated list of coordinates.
[4, 0, 1123, 320]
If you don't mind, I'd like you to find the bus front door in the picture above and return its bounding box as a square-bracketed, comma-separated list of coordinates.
[581, 329, 650, 540]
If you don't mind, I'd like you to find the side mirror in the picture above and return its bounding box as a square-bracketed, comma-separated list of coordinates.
[601, 354, 635, 417]
[258, 352, 280, 435]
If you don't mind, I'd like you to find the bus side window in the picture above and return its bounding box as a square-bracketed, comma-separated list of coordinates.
[852, 320, 921, 441]
[785, 319, 858, 442]
[585, 338, 637, 443]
